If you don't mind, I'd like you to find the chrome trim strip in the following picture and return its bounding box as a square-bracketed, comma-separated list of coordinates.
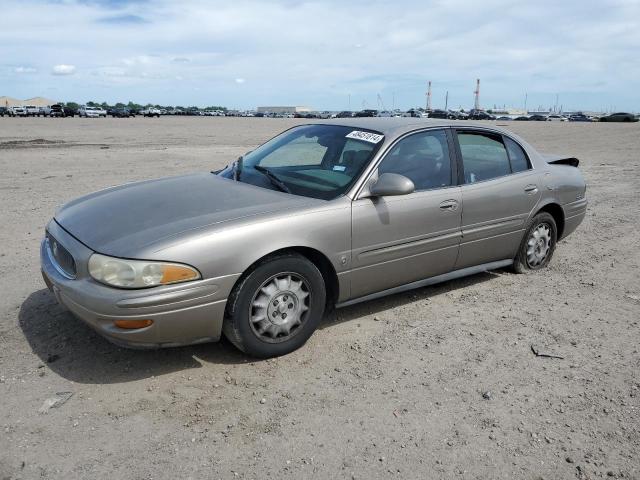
[335, 259, 513, 308]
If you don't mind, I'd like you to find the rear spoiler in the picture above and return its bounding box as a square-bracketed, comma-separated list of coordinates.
[543, 154, 579, 167]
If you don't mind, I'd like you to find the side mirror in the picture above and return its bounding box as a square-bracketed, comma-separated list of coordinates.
[369, 173, 415, 197]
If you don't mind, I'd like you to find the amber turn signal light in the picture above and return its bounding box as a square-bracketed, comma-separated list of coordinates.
[113, 319, 154, 329]
[161, 264, 199, 284]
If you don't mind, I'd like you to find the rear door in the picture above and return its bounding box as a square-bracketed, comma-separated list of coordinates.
[350, 129, 462, 298]
[453, 129, 541, 269]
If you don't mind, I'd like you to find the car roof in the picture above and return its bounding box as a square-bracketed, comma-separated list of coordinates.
[312, 117, 512, 141]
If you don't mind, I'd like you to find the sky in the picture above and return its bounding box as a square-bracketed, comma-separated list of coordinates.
[1, 0, 639, 112]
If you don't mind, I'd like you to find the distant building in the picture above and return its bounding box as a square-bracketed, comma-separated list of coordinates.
[490, 108, 527, 116]
[256, 106, 311, 114]
[0, 96, 59, 108]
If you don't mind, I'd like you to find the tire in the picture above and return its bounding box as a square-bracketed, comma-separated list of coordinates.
[512, 212, 558, 273]
[222, 252, 326, 358]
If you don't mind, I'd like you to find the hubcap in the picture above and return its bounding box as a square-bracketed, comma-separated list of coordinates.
[249, 273, 310, 343]
[526, 223, 552, 267]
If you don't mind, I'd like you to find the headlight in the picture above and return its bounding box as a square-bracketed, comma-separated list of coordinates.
[88, 253, 200, 288]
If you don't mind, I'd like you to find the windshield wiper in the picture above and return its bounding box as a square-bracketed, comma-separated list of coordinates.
[253, 165, 291, 193]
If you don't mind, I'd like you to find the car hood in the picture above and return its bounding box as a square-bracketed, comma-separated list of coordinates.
[55, 173, 318, 257]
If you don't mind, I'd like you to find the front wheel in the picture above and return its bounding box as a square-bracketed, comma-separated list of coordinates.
[513, 212, 557, 273]
[223, 253, 326, 358]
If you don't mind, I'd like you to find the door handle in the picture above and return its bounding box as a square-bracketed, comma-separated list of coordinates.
[524, 184, 539, 194]
[439, 199, 459, 211]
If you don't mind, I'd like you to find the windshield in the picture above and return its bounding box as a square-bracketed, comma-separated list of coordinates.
[218, 124, 383, 200]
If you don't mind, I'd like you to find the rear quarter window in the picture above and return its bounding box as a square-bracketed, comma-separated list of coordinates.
[504, 137, 531, 173]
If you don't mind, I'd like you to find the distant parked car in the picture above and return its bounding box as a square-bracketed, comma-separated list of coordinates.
[49, 104, 66, 117]
[428, 109, 449, 119]
[63, 105, 78, 117]
[568, 114, 591, 122]
[514, 116, 530, 121]
[599, 112, 638, 122]
[468, 111, 495, 120]
[110, 107, 135, 118]
[0, 107, 8, 117]
[10, 106, 27, 117]
[547, 115, 568, 122]
[529, 114, 547, 121]
[141, 107, 161, 117]
[355, 109, 378, 117]
[336, 111, 353, 118]
[24, 105, 40, 117]
[496, 116, 512, 121]
[79, 106, 107, 118]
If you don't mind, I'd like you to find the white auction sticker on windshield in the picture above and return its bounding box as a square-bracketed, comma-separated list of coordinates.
[345, 130, 384, 144]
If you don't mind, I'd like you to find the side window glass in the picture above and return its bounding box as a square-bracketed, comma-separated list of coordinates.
[457, 132, 510, 183]
[377, 130, 452, 190]
[504, 137, 530, 173]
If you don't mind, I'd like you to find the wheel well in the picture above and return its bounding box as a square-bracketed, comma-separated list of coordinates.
[537, 203, 565, 239]
[240, 247, 340, 309]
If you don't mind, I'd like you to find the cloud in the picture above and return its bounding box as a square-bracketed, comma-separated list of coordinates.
[96, 14, 148, 24]
[52, 64, 76, 75]
[0, 0, 637, 110]
[15, 66, 37, 74]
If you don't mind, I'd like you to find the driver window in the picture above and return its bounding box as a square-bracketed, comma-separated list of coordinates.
[377, 129, 452, 190]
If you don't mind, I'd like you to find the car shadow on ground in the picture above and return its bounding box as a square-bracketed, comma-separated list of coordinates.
[20, 271, 501, 385]
[19, 289, 251, 385]
[320, 270, 498, 329]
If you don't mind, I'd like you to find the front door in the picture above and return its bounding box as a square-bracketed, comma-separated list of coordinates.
[350, 129, 462, 299]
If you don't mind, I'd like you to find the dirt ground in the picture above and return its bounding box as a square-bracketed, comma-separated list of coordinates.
[0, 117, 638, 480]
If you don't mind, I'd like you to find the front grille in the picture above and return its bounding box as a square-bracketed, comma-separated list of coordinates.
[46, 232, 77, 278]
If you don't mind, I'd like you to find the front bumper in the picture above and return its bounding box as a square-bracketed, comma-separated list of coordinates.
[40, 220, 240, 348]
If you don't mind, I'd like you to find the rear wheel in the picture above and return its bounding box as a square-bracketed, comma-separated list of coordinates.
[513, 212, 557, 273]
[223, 253, 326, 358]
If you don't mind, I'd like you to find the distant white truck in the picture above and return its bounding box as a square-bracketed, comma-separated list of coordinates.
[141, 107, 161, 117]
[79, 106, 107, 118]
[24, 105, 40, 116]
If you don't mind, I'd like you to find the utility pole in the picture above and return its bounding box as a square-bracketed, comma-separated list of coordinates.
[426, 81, 432, 111]
[524, 92, 528, 112]
[444, 91, 449, 111]
[348, 94, 351, 111]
